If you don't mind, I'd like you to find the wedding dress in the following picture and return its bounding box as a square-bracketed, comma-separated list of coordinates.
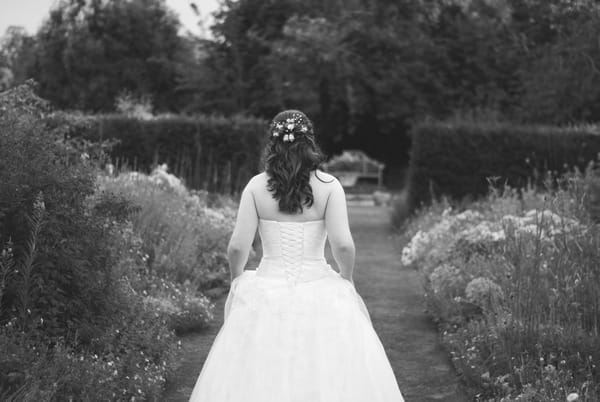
[189, 218, 405, 402]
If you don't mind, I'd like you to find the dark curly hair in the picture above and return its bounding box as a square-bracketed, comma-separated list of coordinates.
[261, 110, 332, 214]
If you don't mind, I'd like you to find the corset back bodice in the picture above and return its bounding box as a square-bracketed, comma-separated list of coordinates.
[256, 219, 333, 283]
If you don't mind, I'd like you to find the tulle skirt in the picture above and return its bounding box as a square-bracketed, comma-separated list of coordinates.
[189, 266, 404, 402]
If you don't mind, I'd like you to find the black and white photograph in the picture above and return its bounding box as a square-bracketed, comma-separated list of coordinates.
[1, 0, 599, 401]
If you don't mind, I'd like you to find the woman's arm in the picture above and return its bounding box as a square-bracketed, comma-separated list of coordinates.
[325, 178, 355, 282]
[227, 180, 258, 281]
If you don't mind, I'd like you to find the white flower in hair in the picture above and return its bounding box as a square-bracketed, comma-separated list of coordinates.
[283, 134, 290, 142]
[301, 125, 308, 132]
[287, 123, 295, 130]
[272, 130, 279, 137]
[289, 133, 295, 141]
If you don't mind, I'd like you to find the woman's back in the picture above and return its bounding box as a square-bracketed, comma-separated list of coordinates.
[189, 109, 405, 402]
[248, 169, 354, 257]
[252, 169, 334, 222]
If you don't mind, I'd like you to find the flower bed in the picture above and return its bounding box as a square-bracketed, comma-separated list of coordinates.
[95, 163, 239, 294]
[0, 83, 241, 400]
[400, 168, 600, 401]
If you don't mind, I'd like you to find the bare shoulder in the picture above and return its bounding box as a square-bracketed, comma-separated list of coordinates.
[245, 172, 268, 191]
[312, 169, 338, 184]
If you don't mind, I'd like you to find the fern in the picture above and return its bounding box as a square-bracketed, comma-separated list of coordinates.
[16, 192, 46, 329]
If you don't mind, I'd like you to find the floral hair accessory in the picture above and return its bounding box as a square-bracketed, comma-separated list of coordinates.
[270, 112, 312, 143]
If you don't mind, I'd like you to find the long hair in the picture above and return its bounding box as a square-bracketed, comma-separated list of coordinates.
[261, 110, 331, 214]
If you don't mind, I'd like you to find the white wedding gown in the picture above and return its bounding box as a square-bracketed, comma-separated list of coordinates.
[189, 219, 405, 401]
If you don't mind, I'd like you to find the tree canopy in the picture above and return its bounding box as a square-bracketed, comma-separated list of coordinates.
[3, 0, 600, 169]
[16, 0, 189, 112]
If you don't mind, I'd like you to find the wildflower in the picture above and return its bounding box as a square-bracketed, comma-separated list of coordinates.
[429, 264, 463, 294]
[567, 393, 579, 402]
[465, 277, 504, 309]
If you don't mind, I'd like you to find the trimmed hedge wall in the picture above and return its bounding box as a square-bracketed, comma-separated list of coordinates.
[407, 121, 600, 209]
[56, 114, 268, 194]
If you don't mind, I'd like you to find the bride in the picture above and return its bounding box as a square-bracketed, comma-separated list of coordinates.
[189, 110, 405, 401]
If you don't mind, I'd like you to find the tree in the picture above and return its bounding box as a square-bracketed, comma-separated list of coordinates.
[0, 26, 36, 90]
[183, 0, 600, 185]
[26, 0, 190, 112]
[516, 6, 600, 123]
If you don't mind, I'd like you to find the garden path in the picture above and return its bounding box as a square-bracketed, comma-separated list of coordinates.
[163, 205, 467, 401]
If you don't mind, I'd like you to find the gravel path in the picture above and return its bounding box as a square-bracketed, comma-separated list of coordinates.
[163, 205, 467, 401]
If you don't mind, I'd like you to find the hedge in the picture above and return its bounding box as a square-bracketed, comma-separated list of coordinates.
[53, 113, 269, 194]
[407, 121, 600, 209]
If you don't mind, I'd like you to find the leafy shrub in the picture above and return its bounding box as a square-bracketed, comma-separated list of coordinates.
[0, 80, 120, 337]
[96, 164, 239, 292]
[0, 81, 195, 401]
[400, 166, 600, 401]
[104, 216, 217, 336]
[50, 112, 269, 194]
[0, 325, 121, 401]
[0, 285, 178, 401]
[406, 121, 600, 210]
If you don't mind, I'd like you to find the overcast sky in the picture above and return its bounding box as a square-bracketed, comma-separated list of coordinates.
[0, 0, 222, 37]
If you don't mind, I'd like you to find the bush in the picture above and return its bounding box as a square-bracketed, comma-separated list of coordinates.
[400, 166, 600, 401]
[0, 80, 119, 337]
[104, 215, 217, 336]
[51, 112, 269, 194]
[0, 285, 178, 401]
[406, 121, 600, 210]
[95, 164, 239, 292]
[0, 81, 190, 401]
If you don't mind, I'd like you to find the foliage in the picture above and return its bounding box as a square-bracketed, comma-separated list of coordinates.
[114, 90, 154, 120]
[0, 26, 36, 90]
[53, 112, 268, 194]
[183, 0, 426, 170]
[0, 80, 116, 336]
[512, 1, 600, 124]
[180, 0, 600, 177]
[0, 282, 179, 401]
[4, 1, 600, 181]
[399, 166, 600, 401]
[5, 0, 600, 185]
[96, 164, 240, 293]
[0, 82, 223, 400]
[22, 0, 189, 112]
[406, 121, 600, 210]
